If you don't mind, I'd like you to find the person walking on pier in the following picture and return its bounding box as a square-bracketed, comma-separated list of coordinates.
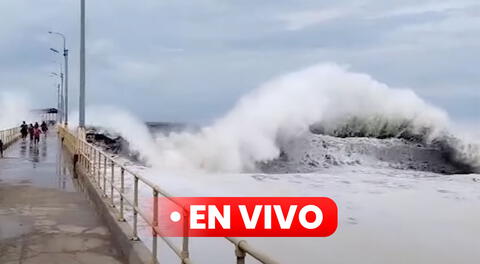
[33, 126, 41, 145]
[28, 124, 34, 142]
[20, 121, 28, 140]
[41, 121, 48, 136]
[0, 139, 3, 158]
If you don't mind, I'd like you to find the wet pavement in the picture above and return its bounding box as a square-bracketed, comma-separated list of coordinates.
[0, 130, 126, 264]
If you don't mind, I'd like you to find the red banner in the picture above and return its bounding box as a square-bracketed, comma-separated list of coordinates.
[152, 197, 337, 237]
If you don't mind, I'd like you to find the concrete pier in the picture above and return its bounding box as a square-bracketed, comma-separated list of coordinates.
[0, 130, 126, 264]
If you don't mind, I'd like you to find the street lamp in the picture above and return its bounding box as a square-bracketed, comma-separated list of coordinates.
[48, 31, 69, 126]
[79, 0, 86, 129]
[49, 56, 64, 123]
[50, 72, 63, 123]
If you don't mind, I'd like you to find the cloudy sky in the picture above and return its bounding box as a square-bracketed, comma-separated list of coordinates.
[1, 0, 479, 124]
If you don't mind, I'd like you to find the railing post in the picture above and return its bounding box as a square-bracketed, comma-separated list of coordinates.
[152, 190, 158, 263]
[84, 143, 87, 168]
[88, 146, 92, 175]
[132, 176, 139, 240]
[235, 241, 246, 264]
[93, 149, 97, 181]
[91, 147, 94, 176]
[111, 161, 115, 207]
[87, 146, 90, 174]
[119, 167, 125, 221]
[97, 151, 101, 184]
[103, 156, 107, 196]
[88, 146, 91, 174]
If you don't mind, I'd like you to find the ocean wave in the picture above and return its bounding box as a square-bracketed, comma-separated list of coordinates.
[79, 63, 479, 174]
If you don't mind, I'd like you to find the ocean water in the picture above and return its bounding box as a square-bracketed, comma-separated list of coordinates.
[113, 156, 480, 264]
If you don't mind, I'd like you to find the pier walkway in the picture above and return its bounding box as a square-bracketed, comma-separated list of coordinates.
[0, 130, 126, 264]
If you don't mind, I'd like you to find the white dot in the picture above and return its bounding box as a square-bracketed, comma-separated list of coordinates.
[170, 211, 181, 222]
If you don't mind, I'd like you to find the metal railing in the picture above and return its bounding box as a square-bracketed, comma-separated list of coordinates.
[58, 125, 279, 264]
[0, 127, 20, 147]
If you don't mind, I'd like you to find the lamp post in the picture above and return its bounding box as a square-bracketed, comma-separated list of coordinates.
[56, 83, 61, 123]
[48, 31, 69, 126]
[49, 81, 61, 123]
[79, 0, 86, 129]
[50, 72, 64, 123]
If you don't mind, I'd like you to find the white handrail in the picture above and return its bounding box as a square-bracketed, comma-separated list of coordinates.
[0, 127, 20, 148]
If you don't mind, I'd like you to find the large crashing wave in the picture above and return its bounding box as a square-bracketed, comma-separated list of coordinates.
[83, 63, 479, 173]
[148, 63, 478, 173]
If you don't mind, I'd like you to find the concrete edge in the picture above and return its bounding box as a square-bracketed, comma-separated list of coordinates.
[67, 150, 155, 264]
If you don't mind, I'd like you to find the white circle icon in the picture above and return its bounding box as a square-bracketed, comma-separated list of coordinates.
[170, 211, 181, 222]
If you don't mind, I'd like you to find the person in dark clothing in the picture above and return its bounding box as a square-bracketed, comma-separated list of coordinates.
[0, 139, 3, 158]
[34, 122, 39, 129]
[20, 121, 28, 140]
[28, 124, 34, 141]
[41, 121, 48, 136]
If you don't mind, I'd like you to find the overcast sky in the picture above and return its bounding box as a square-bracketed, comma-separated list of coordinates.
[0, 0, 479, 124]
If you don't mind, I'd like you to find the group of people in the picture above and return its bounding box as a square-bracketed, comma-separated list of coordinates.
[0, 121, 49, 158]
[20, 121, 48, 144]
